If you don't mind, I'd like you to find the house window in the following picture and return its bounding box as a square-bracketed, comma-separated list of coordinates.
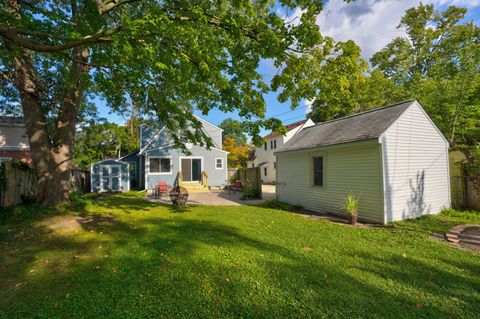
[149, 157, 172, 174]
[313, 156, 324, 186]
[215, 157, 224, 170]
[264, 142, 267, 150]
[264, 167, 267, 176]
[270, 139, 276, 149]
[274, 162, 276, 169]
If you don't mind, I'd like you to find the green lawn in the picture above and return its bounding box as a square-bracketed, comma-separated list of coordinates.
[0, 193, 479, 318]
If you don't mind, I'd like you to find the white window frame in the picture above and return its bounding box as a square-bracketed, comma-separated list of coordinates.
[215, 157, 224, 170]
[148, 156, 173, 175]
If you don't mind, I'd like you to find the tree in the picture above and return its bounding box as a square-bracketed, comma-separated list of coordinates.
[74, 122, 139, 169]
[219, 118, 247, 145]
[222, 138, 251, 168]
[371, 4, 480, 148]
[0, 0, 342, 204]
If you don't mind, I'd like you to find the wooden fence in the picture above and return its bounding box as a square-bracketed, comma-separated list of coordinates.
[451, 175, 480, 211]
[0, 162, 91, 207]
[229, 167, 262, 198]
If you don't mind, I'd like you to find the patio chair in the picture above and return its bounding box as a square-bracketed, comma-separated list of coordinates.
[157, 182, 168, 199]
[231, 180, 242, 194]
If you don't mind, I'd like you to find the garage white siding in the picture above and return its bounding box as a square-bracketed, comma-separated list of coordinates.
[380, 102, 450, 222]
[276, 140, 384, 223]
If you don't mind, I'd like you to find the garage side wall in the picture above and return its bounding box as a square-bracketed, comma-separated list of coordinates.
[276, 141, 384, 223]
[380, 102, 450, 222]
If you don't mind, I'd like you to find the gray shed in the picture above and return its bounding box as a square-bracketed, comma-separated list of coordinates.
[91, 159, 130, 192]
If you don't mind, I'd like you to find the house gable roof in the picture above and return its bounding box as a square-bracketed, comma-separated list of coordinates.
[263, 119, 308, 140]
[276, 100, 416, 153]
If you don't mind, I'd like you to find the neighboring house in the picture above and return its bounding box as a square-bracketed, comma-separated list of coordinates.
[91, 115, 228, 192]
[248, 119, 314, 183]
[275, 100, 450, 224]
[0, 116, 31, 164]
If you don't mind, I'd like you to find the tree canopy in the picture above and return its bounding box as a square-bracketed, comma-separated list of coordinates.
[1, 0, 352, 204]
[306, 3, 479, 153]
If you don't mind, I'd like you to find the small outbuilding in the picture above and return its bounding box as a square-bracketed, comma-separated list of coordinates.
[275, 100, 450, 224]
[91, 159, 130, 192]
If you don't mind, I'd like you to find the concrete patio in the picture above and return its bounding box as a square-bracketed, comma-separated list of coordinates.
[146, 184, 276, 206]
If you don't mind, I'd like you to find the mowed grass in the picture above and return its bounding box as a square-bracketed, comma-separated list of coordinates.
[0, 193, 479, 319]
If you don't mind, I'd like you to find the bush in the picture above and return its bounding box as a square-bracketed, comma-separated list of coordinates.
[260, 199, 303, 211]
[241, 187, 261, 200]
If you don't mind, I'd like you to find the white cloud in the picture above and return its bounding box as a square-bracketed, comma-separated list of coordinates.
[304, 98, 315, 114]
[316, 0, 480, 60]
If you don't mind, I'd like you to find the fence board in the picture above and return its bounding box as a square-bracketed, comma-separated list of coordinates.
[0, 162, 91, 207]
[231, 167, 262, 199]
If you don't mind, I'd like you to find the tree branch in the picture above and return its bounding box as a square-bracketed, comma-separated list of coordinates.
[0, 25, 122, 52]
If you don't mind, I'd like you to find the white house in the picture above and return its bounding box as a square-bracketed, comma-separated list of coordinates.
[275, 100, 450, 224]
[247, 119, 314, 183]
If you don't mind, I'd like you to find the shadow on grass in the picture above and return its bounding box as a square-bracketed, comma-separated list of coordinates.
[1, 195, 479, 318]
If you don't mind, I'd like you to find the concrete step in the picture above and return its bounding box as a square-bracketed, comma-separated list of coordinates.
[459, 233, 480, 241]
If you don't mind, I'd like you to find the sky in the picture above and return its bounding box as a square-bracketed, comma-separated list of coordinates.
[97, 0, 480, 134]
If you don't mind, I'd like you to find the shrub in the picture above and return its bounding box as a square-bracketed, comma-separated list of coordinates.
[261, 199, 302, 211]
[241, 187, 261, 200]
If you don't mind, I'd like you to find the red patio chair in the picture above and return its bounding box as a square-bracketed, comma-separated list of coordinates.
[157, 182, 168, 199]
[232, 180, 242, 194]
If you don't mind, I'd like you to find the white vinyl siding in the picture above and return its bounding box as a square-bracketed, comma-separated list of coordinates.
[380, 102, 450, 222]
[276, 140, 384, 223]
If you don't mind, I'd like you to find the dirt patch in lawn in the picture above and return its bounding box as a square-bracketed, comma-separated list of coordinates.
[41, 214, 115, 234]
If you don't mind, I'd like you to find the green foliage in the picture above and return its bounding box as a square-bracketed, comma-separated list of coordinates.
[0, 1, 336, 148]
[371, 3, 480, 147]
[260, 199, 302, 211]
[219, 118, 248, 145]
[241, 187, 261, 200]
[343, 193, 359, 216]
[74, 122, 139, 168]
[0, 194, 479, 317]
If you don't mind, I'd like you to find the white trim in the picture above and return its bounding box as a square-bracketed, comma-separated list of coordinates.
[209, 146, 229, 154]
[0, 157, 12, 163]
[215, 157, 224, 170]
[99, 164, 122, 192]
[90, 163, 94, 192]
[0, 146, 30, 150]
[93, 158, 129, 165]
[178, 156, 204, 182]
[193, 114, 223, 131]
[120, 150, 139, 160]
[143, 143, 174, 154]
[147, 156, 173, 175]
[139, 126, 166, 154]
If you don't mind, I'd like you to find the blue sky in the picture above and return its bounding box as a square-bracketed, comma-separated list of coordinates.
[97, 0, 480, 134]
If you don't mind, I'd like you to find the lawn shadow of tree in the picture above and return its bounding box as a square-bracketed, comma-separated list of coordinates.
[1, 195, 479, 318]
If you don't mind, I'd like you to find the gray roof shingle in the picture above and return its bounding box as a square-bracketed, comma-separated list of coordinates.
[276, 100, 415, 153]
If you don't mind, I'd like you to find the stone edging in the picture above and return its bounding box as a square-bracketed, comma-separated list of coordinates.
[445, 224, 478, 244]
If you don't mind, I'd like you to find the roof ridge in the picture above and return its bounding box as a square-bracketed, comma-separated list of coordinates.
[303, 99, 416, 130]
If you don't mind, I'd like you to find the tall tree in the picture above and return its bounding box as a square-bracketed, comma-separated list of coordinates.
[0, 0, 347, 204]
[222, 138, 251, 168]
[371, 4, 480, 148]
[219, 118, 247, 145]
[74, 122, 139, 169]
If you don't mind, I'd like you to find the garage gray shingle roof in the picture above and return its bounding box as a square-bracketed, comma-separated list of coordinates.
[276, 100, 415, 153]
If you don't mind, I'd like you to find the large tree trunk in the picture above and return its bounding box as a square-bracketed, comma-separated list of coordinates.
[4, 0, 89, 205]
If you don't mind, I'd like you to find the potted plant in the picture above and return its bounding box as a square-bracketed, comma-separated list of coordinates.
[344, 193, 359, 225]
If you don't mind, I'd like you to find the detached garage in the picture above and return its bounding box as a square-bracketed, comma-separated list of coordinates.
[91, 159, 130, 192]
[275, 100, 450, 224]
